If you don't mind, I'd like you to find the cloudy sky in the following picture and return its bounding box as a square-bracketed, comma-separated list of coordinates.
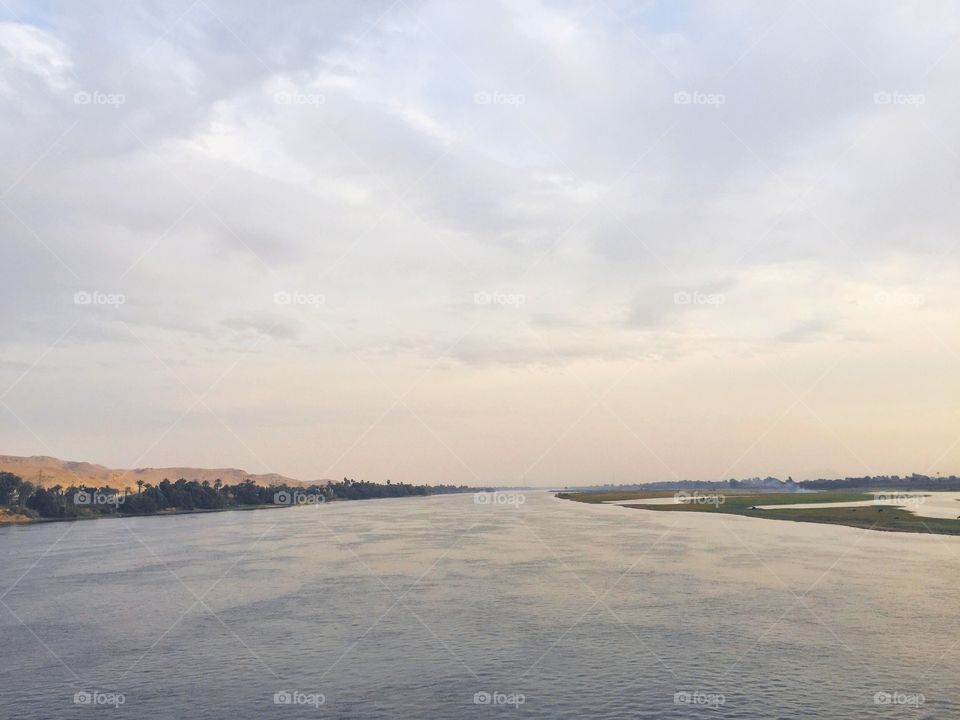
[2, 0, 959, 486]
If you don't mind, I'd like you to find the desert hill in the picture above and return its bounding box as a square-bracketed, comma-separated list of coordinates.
[0, 455, 307, 490]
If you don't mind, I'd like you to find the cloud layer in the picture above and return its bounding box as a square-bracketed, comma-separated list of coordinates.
[2, 0, 960, 485]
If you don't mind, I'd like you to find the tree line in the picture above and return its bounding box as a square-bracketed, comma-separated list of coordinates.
[571, 474, 960, 493]
[0, 472, 480, 520]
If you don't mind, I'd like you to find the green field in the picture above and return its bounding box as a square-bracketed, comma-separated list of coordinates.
[557, 490, 960, 535]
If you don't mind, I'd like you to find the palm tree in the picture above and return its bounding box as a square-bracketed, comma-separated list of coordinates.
[214, 478, 222, 494]
[136, 479, 144, 495]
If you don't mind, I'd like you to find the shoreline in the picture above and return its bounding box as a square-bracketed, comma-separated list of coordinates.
[0, 491, 482, 528]
[0, 501, 319, 527]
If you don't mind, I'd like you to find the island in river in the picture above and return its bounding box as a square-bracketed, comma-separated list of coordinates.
[558, 489, 960, 535]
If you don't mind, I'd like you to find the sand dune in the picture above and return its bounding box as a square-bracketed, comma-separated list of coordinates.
[0, 455, 306, 490]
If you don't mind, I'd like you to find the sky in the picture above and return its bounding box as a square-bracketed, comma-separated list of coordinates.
[1, 0, 960, 487]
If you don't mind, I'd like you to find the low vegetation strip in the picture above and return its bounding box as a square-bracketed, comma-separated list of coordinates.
[557, 491, 960, 536]
[0, 471, 484, 524]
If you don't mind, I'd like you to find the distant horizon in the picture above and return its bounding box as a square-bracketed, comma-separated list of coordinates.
[1, 451, 956, 490]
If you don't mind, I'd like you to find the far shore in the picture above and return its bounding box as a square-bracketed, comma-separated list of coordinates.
[0, 502, 296, 527]
[0, 488, 486, 527]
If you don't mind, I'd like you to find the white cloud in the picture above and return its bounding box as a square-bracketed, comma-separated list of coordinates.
[0, 22, 72, 93]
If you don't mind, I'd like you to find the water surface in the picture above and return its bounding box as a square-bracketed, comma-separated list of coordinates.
[1, 492, 957, 718]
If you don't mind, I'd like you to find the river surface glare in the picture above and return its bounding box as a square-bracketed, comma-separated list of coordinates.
[1, 491, 957, 718]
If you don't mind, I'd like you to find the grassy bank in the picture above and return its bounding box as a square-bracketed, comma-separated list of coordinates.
[557, 491, 960, 535]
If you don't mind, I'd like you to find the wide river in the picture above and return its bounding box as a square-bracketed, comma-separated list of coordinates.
[1, 491, 957, 718]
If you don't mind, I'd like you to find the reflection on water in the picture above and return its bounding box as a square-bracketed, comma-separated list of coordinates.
[1, 491, 958, 718]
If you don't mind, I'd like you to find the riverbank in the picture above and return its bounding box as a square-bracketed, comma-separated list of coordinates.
[0, 490, 484, 526]
[0, 507, 34, 524]
[0, 470, 486, 526]
[0, 502, 296, 526]
[557, 490, 960, 536]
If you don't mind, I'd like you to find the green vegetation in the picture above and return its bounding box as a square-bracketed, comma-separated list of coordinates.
[0, 471, 480, 523]
[557, 490, 960, 535]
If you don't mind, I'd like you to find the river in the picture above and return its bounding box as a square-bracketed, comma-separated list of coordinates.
[1, 491, 957, 718]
